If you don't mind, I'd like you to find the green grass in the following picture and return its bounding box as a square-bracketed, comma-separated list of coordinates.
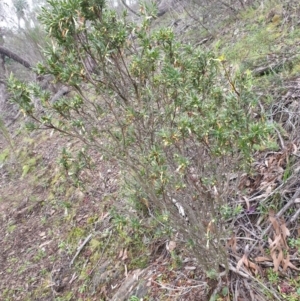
[215, 1, 300, 84]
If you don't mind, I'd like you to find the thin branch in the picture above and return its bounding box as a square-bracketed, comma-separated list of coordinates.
[288, 206, 300, 225]
[120, 0, 140, 17]
[249, 188, 300, 253]
[226, 262, 282, 301]
[69, 233, 92, 266]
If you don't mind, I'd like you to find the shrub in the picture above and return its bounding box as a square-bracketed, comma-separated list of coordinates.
[8, 0, 273, 272]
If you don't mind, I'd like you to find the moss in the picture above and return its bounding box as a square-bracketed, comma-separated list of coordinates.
[67, 227, 86, 244]
[21, 157, 37, 178]
[0, 148, 10, 163]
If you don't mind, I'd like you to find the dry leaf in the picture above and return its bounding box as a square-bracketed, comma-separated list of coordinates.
[271, 248, 283, 272]
[269, 235, 282, 251]
[100, 211, 110, 220]
[254, 256, 272, 263]
[167, 241, 176, 252]
[269, 209, 276, 217]
[207, 219, 216, 234]
[124, 264, 128, 277]
[237, 254, 250, 272]
[280, 253, 300, 272]
[237, 254, 259, 275]
[282, 253, 290, 272]
[184, 266, 196, 270]
[121, 249, 128, 261]
[278, 158, 285, 168]
[265, 185, 273, 194]
[236, 255, 246, 272]
[292, 143, 298, 154]
[39, 240, 52, 248]
[279, 218, 290, 248]
[227, 235, 237, 253]
[283, 260, 300, 271]
[269, 215, 281, 236]
[243, 196, 250, 211]
[268, 237, 273, 246]
[100, 285, 107, 296]
[248, 260, 259, 275]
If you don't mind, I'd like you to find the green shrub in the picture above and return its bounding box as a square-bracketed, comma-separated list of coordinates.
[8, 0, 274, 272]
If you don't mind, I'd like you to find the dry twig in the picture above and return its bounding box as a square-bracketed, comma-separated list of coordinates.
[69, 233, 92, 267]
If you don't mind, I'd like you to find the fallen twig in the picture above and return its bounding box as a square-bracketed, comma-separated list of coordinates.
[152, 279, 207, 297]
[89, 228, 113, 275]
[274, 126, 285, 149]
[69, 233, 92, 267]
[276, 188, 300, 218]
[288, 206, 300, 225]
[226, 262, 282, 301]
[68, 272, 77, 284]
[249, 188, 300, 253]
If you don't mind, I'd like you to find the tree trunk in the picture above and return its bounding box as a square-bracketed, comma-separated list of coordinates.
[0, 46, 31, 69]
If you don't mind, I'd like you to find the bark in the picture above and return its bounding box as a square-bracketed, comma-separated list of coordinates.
[0, 45, 31, 69]
[50, 86, 70, 103]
